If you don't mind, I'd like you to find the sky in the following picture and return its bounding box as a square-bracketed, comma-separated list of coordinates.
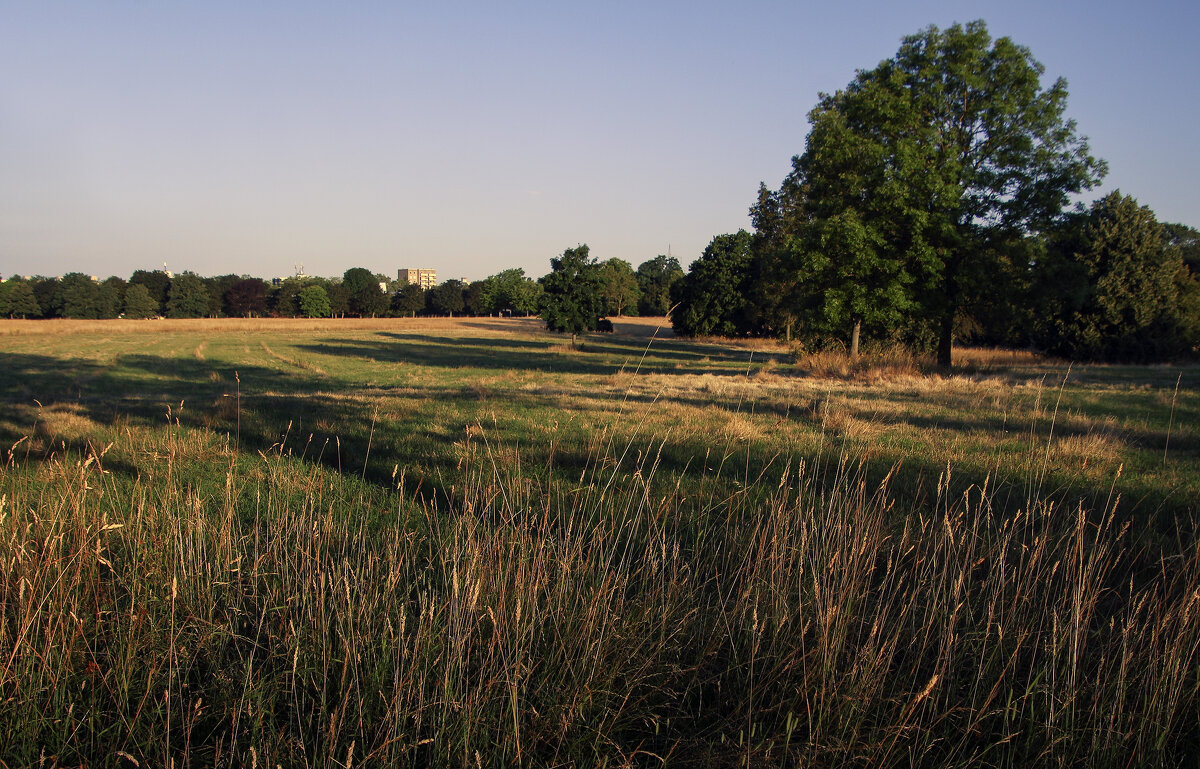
[2, 0, 1197, 282]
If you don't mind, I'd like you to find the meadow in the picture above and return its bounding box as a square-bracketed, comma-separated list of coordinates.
[1, 316, 1197, 767]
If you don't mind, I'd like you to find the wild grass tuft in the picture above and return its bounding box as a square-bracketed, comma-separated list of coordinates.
[3, 421, 1198, 767]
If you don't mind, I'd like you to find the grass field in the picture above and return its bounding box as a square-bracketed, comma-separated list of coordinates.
[2, 317, 1198, 766]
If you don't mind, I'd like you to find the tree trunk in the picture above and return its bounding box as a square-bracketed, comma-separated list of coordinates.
[850, 319, 861, 358]
[937, 310, 954, 368]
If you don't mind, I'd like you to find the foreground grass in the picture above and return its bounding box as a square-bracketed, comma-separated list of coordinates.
[1, 318, 1198, 765]
[3, 423, 1199, 766]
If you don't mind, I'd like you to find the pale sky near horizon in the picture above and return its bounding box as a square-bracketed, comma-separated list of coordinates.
[2, 1, 1197, 282]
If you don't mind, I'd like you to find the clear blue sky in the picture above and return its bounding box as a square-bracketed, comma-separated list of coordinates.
[2, 0, 1196, 282]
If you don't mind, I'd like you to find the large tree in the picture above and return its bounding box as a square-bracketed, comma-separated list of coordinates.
[56, 273, 103, 319]
[166, 272, 212, 318]
[789, 20, 1105, 365]
[3, 279, 40, 319]
[671, 231, 754, 337]
[598, 258, 640, 317]
[96, 277, 125, 319]
[298, 284, 332, 318]
[635, 255, 684, 317]
[128, 270, 171, 316]
[463, 280, 489, 316]
[392, 283, 425, 317]
[224, 278, 269, 317]
[122, 283, 159, 319]
[343, 267, 388, 317]
[427, 280, 466, 316]
[483, 268, 542, 316]
[540, 244, 604, 334]
[1034, 192, 1186, 360]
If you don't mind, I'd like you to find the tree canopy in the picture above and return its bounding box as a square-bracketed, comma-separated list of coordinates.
[775, 20, 1105, 364]
[343, 267, 388, 317]
[1034, 192, 1188, 360]
[598, 258, 640, 317]
[671, 231, 754, 337]
[166, 272, 212, 318]
[427, 280, 466, 316]
[298, 284, 332, 318]
[636, 255, 684, 317]
[392, 283, 425, 317]
[128, 270, 170, 316]
[482, 268, 542, 316]
[2, 279, 40, 319]
[541, 245, 604, 334]
[224, 278, 269, 317]
[122, 283, 159, 319]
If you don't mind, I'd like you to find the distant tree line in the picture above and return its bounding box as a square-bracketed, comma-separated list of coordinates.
[0, 255, 685, 326]
[668, 21, 1200, 363]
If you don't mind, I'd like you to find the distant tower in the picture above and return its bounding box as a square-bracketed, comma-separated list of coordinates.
[294, 264, 306, 278]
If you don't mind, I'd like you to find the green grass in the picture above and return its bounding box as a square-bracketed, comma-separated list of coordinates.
[1, 318, 1198, 766]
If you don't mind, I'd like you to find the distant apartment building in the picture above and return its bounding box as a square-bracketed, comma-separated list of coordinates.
[398, 268, 438, 289]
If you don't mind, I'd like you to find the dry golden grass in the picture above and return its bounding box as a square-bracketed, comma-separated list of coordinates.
[953, 346, 1051, 367]
[32, 403, 105, 444]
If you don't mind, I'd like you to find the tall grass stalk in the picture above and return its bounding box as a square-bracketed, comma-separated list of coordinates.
[2, 424, 1198, 767]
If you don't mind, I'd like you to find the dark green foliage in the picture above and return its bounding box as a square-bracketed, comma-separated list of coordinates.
[224, 278, 269, 317]
[463, 280, 489, 316]
[298, 284, 332, 318]
[205, 275, 240, 317]
[322, 282, 348, 317]
[166, 272, 212, 318]
[671, 231, 754, 337]
[540, 245, 604, 334]
[635, 255, 684, 316]
[790, 210, 914, 354]
[268, 279, 302, 317]
[122, 283, 159, 319]
[392, 283, 425, 317]
[598, 258, 640, 316]
[343, 267, 387, 317]
[56, 273, 103, 319]
[1034, 192, 1187, 360]
[2, 279, 40, 319]
[427, 280, 466, 316]
[128, 270, 170, 315]
[482, 268, 542, 316]
[1172, 264, 1200, 351]
[98, 277, 125, 319]
[1163, 223, 1200, 274]
[764, 21, 1104, 365]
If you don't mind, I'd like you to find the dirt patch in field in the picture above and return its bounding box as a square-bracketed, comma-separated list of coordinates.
[608, 316, 675, 338]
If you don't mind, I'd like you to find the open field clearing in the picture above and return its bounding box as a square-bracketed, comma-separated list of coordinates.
[2, 317, 1199, 766]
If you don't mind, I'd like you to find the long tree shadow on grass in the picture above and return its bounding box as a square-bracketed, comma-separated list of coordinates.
[0, 346, 790, 511]
[542, 376, 1200, 538]
[299, 332, 786, 376]
[2, 344, 1192, 547]
[0, 351, 462, 505]
[0, 346, 931, 531]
